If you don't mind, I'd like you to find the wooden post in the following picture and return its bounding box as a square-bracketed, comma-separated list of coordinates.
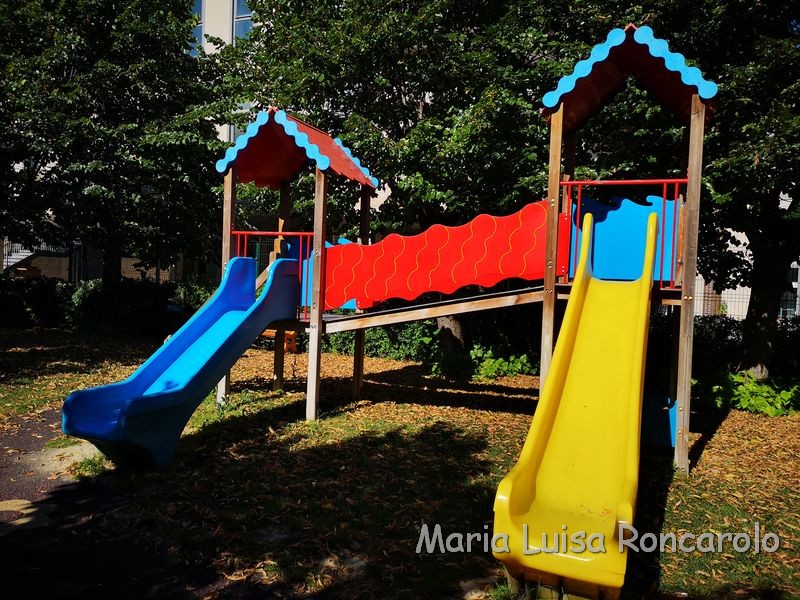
[352, 185, 372, 401]
[540, 105, 564, 385]
[273, 183, 291, 391]
[563, 130, 576, 182]
[305, 168, 328, 420]
[274, 183, 291, 255]
[216, 168, 237, 405]
[674, 95, 706, 472]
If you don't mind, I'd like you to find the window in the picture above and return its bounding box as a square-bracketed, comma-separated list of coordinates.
[190, 0, 203, 57]
[234, 0, 252, 41]
[229, 102, 253, 142]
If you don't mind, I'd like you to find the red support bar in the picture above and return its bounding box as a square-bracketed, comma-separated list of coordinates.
[561, 184, 573, 284]
[671, 182, 680, 289]
[574, 184, 583, 277]
[660, 183, 667, 289]
[560, 178, 687, 289]
[561, 178, 688, 186]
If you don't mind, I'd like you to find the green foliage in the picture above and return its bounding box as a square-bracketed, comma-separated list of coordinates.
[174, 277, 217, 312]
[45, 435, 81, 449]
[469, 344, 534, 380]
[712, 372, 800, 417]
[0, 286, 30, 329]
[322, 319, 440, 367]
[20, 277, 74, 327]
[0, 275, 74, 327]
[69, 454, 110, 478]
[1, 0, 225, 282]
[71, 277, 181, 336]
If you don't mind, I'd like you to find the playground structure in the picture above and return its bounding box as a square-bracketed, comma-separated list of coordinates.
[62, 24, 716, 597]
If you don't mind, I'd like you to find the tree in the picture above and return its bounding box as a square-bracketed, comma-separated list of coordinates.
[217, 0, 798, 375]
[1, 0, 223, 289]
[701, 7, 799, 379]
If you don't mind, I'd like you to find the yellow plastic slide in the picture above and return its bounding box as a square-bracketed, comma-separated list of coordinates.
[493, 213, 657, 597]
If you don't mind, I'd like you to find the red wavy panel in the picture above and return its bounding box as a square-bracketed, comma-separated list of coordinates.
[325, 200, 560, 310]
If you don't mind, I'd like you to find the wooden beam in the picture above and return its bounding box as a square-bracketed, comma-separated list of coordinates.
[358, 185, 371, 245]
[271, 183, 292, 391]
[325, 288, 545, 333]
[216, 168, 237, 405]
[353, 185, 372, 401]
[220, 168, 237, 272]
[273, 327, 286, 391]
[674, 95, 706, 473]
[274, 183, 291, 256]
[305, 168, 328, 420]
[563, 130, 576, 181]
[541, 104, 564, 384]
[255, 266, 271, 290]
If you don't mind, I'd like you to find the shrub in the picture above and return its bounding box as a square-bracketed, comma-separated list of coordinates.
[712, 371, 799, 416]
[469, 344, 535, 380]
[692, 315, 743, 374]
[0, 275, 74, 327]
[0, 286, 30, 328]
[772, 317, 800, 377]
[72, 278, 178, 337]
[23, 277, 74, 326]
[175, 277, 217, 312]
[322, 319, 440, 368]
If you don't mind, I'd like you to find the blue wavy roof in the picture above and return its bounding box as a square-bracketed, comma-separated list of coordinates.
[543, 25, 718, 129]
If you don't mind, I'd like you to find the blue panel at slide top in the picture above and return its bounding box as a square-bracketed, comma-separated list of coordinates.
[568, 195, 680, 447]
[569, 195, 680, 281]
[294, 238, 356, 310]
[62, 257, 300, 469]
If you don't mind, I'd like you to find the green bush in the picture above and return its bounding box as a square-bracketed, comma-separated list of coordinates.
[712, 371, 799, 417]
[72, 278, 178, 337]
[0, 275, 74, 327]
[693, 315, 743, 374]
[0, 287, 31, 328]
[175, 277, 217, 312]
[322, 319, 440, 367]
[24, 277, 74, 326]
[469, 344, 534, 380]
[772, 317, 800, 377]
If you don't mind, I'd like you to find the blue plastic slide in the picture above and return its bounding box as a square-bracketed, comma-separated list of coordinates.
[62, 257, 299, 469]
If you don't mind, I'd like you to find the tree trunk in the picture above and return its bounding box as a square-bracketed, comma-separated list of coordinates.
[740, 242, 793, 379]
[436, 314, 469, 378]
[101, 235, 122, 292]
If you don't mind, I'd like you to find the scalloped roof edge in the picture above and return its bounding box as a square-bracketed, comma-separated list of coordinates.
[215, 109, 331, 175]
[542, 25, 718, 110]
[333, 138, 379, 188]
[215, 109, 379, 188]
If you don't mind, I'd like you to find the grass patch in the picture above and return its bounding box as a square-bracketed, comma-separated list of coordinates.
[657, 411, 800, 596]
[1, 328, 798, 598]
[69, 454, 110, 478]
[45, 435, 81, 449]
[0, 328, 154, 419]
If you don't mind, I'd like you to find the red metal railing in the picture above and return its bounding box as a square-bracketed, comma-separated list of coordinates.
[230, 230, 314, 318]
[560, 178, 687, 289]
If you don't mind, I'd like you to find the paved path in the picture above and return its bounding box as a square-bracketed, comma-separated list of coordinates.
[0, 407, 222, 598]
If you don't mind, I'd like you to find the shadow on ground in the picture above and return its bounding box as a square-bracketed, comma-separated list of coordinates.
[0, 328, 155, 382]
[1, 396, 500, 599]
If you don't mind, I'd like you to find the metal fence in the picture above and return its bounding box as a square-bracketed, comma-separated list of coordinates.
[1, 239, 220, 285]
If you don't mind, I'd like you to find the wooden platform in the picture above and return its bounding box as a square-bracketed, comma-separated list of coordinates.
[269, 282, 683, 335]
